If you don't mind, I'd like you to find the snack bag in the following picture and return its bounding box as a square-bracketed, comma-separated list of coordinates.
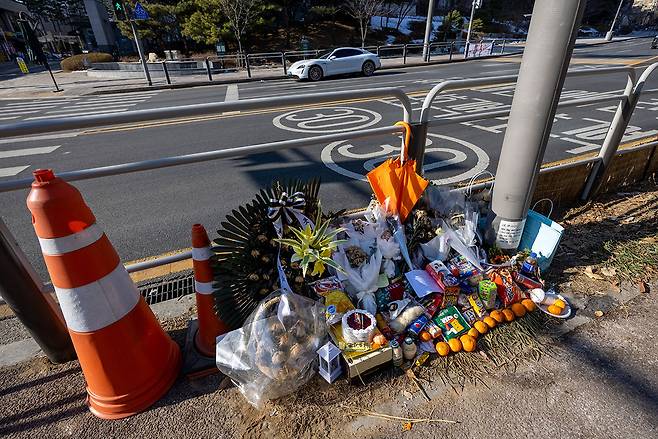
[467, 294, 488, 318]
[478, 280, 498, 309]
[488, 269, 522, 307]
[432, 306, 471, 340]
[461, 307, 478, 325]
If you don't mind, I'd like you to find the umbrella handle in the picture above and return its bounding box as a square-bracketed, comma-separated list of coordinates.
[394, 121, 412, 165]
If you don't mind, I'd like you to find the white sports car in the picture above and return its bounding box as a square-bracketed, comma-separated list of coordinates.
[288, 47, 382, 81]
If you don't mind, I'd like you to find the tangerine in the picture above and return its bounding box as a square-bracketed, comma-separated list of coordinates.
[521, 299, 537, 312]
[473, 320, 488, 335]
[483, 316, 497, 329]
[502, 308, 515, 322]
[468, 328, 479, 339]
[448, 338, 462, 353]
[436, 341, 450, 356]
[548, 304, 564, 315]
[554, 299, 566, 309]
[460, 334, 477, 352]
[419, 330, 432, 342]
[490, 309, 505, 323]
[511, 302, 527, 318]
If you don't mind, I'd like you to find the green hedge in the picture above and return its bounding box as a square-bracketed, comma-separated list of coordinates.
[60, 53, 113, 71]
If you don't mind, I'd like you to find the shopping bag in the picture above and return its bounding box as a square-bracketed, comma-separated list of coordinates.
[367, 122, 428, 222]
[517, 199, 564, 272]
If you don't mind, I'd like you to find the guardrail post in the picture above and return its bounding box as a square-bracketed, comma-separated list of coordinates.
[162, 61, 171, 85]
[500, 39, 506, 54]
[489, 40, 496, 55]
[282, 52, 287, 75]
[205, 57, 213, 81]
[407, 122, 429, 175]
[245, 54, 252, 78]
[427, 44, 432, 63]
[448, 41, 454, 61]
[403, 45, 407, 64]
[581, 70, 640, 199]
[0, 218, 76, 363]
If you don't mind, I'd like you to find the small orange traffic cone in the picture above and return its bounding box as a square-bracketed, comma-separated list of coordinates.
[26, 169, 181, 420]
[191, 224, 228, 357]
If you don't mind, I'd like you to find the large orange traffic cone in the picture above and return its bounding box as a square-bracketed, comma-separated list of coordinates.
[26, 169, 181, 420]
[191, 224, 228, 357]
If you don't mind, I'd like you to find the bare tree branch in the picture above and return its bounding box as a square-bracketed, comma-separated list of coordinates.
[344, 0, 384, 47]
[218, 0, 261, 54]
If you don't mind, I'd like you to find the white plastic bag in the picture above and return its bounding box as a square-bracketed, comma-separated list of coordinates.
[215, 290, 326, 408]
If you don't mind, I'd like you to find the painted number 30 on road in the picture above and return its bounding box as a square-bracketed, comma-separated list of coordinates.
[273, 106, 490, 185]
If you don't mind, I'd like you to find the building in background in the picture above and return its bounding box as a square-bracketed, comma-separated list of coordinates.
[0, 0, 28, 61]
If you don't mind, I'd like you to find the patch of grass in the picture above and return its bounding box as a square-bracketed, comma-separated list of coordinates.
[603, 236, 658, 282]
[427, 312, 554, 391]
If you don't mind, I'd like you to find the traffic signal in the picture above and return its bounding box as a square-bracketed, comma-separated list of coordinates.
[114, 0, 127, 20]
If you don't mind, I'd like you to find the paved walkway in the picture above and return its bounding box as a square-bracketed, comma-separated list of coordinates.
[0, 36, 640, 100]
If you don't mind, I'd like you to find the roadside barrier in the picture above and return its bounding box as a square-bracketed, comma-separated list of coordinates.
[26, 169, 181, 419]
[192, 224, 228, 357]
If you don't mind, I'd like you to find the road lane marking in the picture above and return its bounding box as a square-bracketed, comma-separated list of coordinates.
[273, 107, 382, 133]
[0, 165, 29, 177]
[0, 116, 19, 120]
[0, 145, 61, 159]
[0, 132, 81, 145]
[225, 84, 239, 101]
[26, 108, 130, 120]
[0, 109, 40, 115]
[56, 103, 138, 112]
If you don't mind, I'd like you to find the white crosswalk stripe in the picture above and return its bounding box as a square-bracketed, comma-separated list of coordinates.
[0, 165, 30, 177]
[0, 90, 162, 123]
[0, 145, 61, 159]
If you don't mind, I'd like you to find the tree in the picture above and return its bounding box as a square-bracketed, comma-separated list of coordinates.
[394, 0, 414, 31]
[218, 0, 261, 54]
[344, 0, 384, 48]
[116, 2, 181, 52]
[179, 0, 225, 45]
[438, 9, 463, 41]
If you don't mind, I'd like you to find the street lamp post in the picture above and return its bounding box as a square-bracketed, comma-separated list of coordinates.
[605, 0, 625, 41]
[422, 0, 436, 62]
[464, 0, 480, 58]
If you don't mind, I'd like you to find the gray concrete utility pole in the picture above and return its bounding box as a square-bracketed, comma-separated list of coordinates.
[489, 0, 586, 249]
[422, 0, 436, 62]
[605, 0, 625, 41]
[464, 0, 478, 58]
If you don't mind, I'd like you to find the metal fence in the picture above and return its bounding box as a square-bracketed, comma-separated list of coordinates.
[143, 38, 525, 85]
[1, 63, 657, 278]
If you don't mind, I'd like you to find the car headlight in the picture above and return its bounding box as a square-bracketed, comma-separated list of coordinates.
[297, 64, 305, 70]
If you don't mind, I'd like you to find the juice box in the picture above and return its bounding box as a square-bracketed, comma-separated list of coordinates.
[432, 306, 471, 340]
[478, 280, 498, 309]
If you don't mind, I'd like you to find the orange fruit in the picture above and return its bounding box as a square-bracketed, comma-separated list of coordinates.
[548, 304, 563, 315]
[473, 320, 488, 335]
[468, 328, 479, 339]
[490, 309, 505, 323]
[460, 334, 477, 352]
[521, 299, 537, 312]
[448, 338, 462, 353]
[436, 341, 450, 356]
[483, 316, 497, 329]
[553, 299, 566, 310]
[419, 330, 432, 342]
[511, 303, 527, 318]
[502, 308, 515, 322]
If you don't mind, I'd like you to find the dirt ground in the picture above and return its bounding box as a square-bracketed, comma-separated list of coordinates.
[1, 180, 657, 439]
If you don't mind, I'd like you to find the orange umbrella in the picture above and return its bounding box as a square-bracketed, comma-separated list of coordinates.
[367, 121, 429, 222]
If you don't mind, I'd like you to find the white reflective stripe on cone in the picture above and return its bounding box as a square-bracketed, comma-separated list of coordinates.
[54, 263, 141, 332]
[38, 223, 104, 256]
[194, 280, 214, 295]
[192, 247, 212, 261]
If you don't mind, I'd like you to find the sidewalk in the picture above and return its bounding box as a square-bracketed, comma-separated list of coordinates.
[1, 179, 656, 438]
[0, 36, 643, 100]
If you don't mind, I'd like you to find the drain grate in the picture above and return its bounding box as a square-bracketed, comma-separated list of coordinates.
[137, 271, 196, 305]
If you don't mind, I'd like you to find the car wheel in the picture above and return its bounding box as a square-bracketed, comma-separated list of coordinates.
[362, 61, 375, 77]
[308, 65, 323, 81]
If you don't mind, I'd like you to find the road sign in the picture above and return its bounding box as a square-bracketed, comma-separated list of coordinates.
[133, 2, 149, 20]
[16, 57, 29, 74]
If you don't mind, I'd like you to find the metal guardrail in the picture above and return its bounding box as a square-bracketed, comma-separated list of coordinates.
[1, 64, 656, 277]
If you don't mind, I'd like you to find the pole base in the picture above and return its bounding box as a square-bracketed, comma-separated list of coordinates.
[182, 319, 220, 378]
[605, 31, 614, 41]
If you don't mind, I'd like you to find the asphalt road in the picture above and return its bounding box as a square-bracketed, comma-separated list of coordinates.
[1, 37, 658, 280]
